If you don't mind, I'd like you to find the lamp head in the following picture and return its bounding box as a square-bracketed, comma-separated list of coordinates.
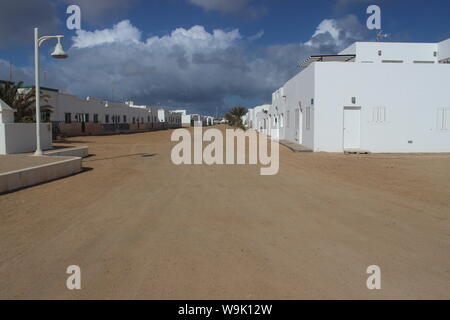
[51, 37, 68, 59]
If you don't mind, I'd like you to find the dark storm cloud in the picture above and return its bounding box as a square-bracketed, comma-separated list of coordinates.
[188, 0, 268, 20]
[60, 0, 140, 25]
[0, 0, 59, 48]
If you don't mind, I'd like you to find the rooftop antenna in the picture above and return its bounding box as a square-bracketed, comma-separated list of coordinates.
[9, 63, 13, 82]
[376, 30, 389, 42]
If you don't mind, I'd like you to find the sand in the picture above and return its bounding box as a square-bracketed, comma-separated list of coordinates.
[0, 125, 449, 299]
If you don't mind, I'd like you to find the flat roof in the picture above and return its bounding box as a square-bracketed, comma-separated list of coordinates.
[19, 84, 59, 92]
[300, 54, 356, 67]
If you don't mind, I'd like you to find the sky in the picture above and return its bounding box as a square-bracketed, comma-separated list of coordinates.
[0, 0, 449, 115]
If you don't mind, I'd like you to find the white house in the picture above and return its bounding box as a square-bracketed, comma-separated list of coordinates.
[268, 38, 450, 153]
[0, 98, 52, 154]
[246, 104, 271, 134]
[173, 110, 192, 127]
[16, 85, 186, 136]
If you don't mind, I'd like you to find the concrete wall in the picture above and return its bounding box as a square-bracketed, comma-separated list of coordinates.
[314, 62, 450, 153]
[281, 64, 316, 149]
[182, 114, 191, 127]
[438, 39, 450, 62]
[0, 156, 82, 194]
[0, 98, 15, 123]
[341, 42, 439, 64]
[0, 123, 52, 154]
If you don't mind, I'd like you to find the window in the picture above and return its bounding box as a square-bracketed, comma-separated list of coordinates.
[132, 117, 136, 124]
[141, 117, 144, 123]
[148, 116, 150, 122]
[414, 61, 435, 64]
[75, 113, 83, 123]
[382, 60, 404, 63]
[305, 107, 311, 130]
[437, 108, 450, 131]
[64, 113, 72, 124]
[84, 114, 90, 123]
[280, 113, 284, 128]
[93, 114, 99, 123]
[123, 115, 127, 123]
[371, 107, 386, 123]
[41, 111, 51, 122]
[105, 115, 110, 123]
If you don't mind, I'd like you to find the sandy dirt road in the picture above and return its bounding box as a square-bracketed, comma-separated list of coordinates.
[0, 126, 449, 299]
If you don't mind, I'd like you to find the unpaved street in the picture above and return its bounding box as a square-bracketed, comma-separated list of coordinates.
[0, 126, 449, 299]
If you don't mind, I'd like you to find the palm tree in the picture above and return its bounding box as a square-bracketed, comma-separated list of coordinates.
[0, 81, 52, 123]
[224, 106, 247, 130]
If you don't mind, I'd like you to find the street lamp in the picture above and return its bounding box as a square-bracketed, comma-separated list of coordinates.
[34, 27, 68, 156]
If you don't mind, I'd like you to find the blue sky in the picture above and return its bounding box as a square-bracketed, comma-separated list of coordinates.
[0, 0, 449, 115]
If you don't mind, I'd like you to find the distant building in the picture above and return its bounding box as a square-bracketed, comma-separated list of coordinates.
[173, 110, 192, 127]
[17, 87, 182, 137]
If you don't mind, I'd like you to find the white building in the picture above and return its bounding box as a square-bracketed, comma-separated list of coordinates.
[0, 98, 52, 154]
[173, 110, 192, 127]
[15, 86, 183, 136]
[246, 104, 271, 133]
[266, 38, 450, 153]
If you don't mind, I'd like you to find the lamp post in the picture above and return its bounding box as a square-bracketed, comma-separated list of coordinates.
[34, 27, 68, 156]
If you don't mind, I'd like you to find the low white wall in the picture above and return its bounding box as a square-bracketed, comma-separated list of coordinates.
[0, 123, 52, 155]
[0, 156, 82, 194]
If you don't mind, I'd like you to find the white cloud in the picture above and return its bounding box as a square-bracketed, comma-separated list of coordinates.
[248, 30, 264, 41]
[305, 15, 367, 49]
[146, 25, 241, 51]
[72, 20, 142, 48]
[306, 19, 342, 46]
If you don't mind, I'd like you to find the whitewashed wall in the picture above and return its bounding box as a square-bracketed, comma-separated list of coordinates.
[314, 62, 450, 152]
[438, 39, 450, 62]
[340, 42, 439, 64]
[0, 123, 52, 154]
[282, 64, 316, 149]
